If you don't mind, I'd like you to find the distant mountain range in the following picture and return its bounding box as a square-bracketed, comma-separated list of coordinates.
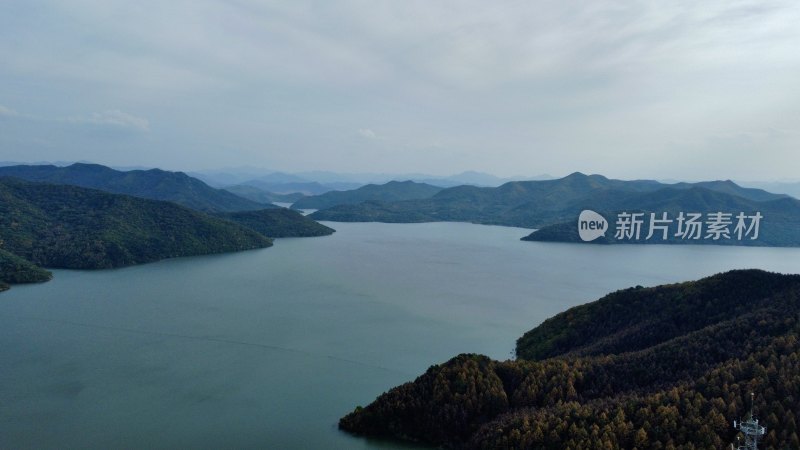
[191, 169, 362, 194]
[191, 168, 540, 190]
[739, 180, 800, 200]
[292, 180, 443, 210]
[240, 179, 360, 196]
[190, 169, 310, 187]
[288, 169, 532, 187]
[222, 185, 307, 204]
[0, 163, 270, 212]
[670, 180, 789, 202]
[340, 269, 800, 448]
[524, 186, 800, 246]
[309, 172, 663, 226]
[308, 173, 800, 246]
[8, 162, 799, 198]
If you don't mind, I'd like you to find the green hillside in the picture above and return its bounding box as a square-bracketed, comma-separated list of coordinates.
[311, 173, 792, 232]
[523, 187, 800, 247]
[223, 184, 306, 204]
[340, 270, 800, 449]
[0, 248, 52, 285]
[215, 208, 335, 238]
[0, 163, 269, 212]
[293, 180, 443, 210]
[0, 177, 272, 270]
[676, 180, 787, 202]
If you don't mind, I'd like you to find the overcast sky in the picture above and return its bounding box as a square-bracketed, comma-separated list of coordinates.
[1, 1, 798, 180]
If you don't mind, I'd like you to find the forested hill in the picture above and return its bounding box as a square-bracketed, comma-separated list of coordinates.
[215, 208, 335, 238]
[523, 187, 800, 247]
[0, 177, 271, 271]
[0, 248, 52, 290]
[0, 163, 270, 212]
[310, 172, 790, 230]
[292, 180, 443, 209]
[340, 269, 800, 449]
[222, 184, 306, 205]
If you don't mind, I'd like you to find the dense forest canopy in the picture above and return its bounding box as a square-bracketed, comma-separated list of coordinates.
[0, 248, 51, 288]
[340, 269, 800, 449]
[0, 177, 272, 271]
[0, 174, 337, 291]
[214, 208, 335, 238]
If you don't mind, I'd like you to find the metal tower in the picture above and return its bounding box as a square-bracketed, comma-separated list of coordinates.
[732, 393, 766, 450]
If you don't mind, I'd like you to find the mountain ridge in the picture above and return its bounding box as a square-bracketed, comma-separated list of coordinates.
[339, 269, 800, 449]
[0, 163, 271, 212]
[222, 184, 306, 204]
[311, 173, 790, 228]
[292, 180, 443, 210]
[523, 186, 800, 246]
[0, 177, 272, 271]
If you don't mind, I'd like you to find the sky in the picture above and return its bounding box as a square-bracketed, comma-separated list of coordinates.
[0, 0, 799, 180]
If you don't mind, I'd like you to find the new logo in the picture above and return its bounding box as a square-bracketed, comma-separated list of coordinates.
[578, 210, 608, 242]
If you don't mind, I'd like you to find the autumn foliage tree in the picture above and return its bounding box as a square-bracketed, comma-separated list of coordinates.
[340, 270, 800, 449]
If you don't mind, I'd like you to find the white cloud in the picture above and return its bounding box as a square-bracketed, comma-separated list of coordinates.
[0, 104, 20, 117]
[358, 128, 377, 139]
[0, 105, 149, 132]
[1, 1, 799, 178]
[68, 110, 150, 131]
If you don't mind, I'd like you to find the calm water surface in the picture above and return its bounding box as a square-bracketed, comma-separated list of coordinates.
[2, 222, 800, 449]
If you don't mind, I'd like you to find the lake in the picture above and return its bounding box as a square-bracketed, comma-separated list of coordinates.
[2, 221, 800, 449]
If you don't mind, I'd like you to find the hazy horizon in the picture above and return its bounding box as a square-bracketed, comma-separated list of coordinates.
[5, 159, 800, 187]
[2, 1, 799, 180]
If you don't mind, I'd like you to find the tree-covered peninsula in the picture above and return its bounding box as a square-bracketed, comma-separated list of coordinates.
[0, 177, 272, 272]
[340, 269, 800, 449]
[0, 248, 52, 290]
[215, 208, 335, 238]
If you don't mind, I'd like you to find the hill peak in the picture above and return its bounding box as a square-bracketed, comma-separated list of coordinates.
[0, 163, 267, 212]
